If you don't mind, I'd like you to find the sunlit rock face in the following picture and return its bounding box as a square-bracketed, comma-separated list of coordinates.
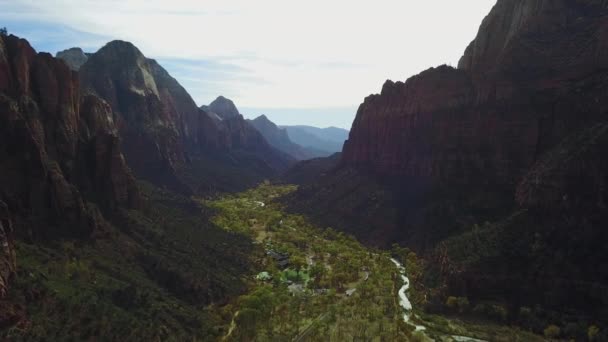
[79, 40, 189, 184]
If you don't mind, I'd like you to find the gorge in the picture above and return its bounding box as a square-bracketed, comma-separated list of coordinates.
[1, 0, 608, 340]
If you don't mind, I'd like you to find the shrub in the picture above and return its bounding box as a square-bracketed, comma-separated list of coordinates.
[473, 303, 508, 322]
[588, 325, 600, 341]
[456, 297, 470, 313]
[445, 296, 470, 313]
[544, 325, 561, 338]
[411, 331, 427, 342]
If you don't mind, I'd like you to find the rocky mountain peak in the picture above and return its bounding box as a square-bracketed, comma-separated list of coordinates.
[96, 40, 145, 60]
[56, 47, 88, 71]
[208, 95, 240, 119]
[80, 39, 161, 113]
[252, 114, 275, 128]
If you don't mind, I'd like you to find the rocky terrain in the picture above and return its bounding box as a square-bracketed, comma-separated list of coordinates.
[288, 0, 608, 334]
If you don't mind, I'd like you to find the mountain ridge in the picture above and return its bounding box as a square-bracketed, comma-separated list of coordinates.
[281, 125, 348, 156]
[247, 114, 327, 160]
[79, 40, 292, 193]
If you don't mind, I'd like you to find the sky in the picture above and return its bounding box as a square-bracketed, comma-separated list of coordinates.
[0, 0, 496, 129]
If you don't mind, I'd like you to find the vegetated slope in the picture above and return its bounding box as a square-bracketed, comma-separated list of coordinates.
[248, 115, 319, 160]
[79, 41, 292, 194]
[287, 0, 608, 337]
[0, 34, 256, 339]
[282, 125, 348, 156]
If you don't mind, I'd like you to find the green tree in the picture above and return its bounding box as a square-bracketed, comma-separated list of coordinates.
[588, 325, 600, 341]
[290, 255, 306, 274]
[0, 27, 6, 36]
[544, 325, 561, 339]
[445, 296, 469, 312]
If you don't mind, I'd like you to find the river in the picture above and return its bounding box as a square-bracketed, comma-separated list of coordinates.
[390, 257, 426, 331]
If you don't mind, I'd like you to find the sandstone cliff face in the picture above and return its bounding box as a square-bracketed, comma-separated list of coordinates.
[459, 0, 608, 75]
[343, 0, 608, 191]
[0, 34, 140, 298]
[516, 122, 608, 209]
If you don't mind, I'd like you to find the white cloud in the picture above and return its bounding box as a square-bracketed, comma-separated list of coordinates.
[1, 0, 496, 124]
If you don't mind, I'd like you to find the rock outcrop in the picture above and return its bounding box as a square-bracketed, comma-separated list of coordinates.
[56, 47, 88, 71]
[0, 34, 141, 298]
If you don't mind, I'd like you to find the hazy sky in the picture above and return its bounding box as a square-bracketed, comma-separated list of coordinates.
[0, 0, 495, 128]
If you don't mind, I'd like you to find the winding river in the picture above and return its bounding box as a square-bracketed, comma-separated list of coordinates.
[390, 258, 426, 331]
[390, 258, 490, 341]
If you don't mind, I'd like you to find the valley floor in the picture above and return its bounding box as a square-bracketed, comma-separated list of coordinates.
[205, 183, 545, 342]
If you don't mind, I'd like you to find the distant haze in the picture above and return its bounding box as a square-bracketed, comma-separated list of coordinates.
[1, 0, 495, 128]
[240, 107, 356, 130]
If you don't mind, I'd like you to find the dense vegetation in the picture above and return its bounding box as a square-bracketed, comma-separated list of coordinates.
[0, 181, 559, 341]
[206, 183, 413, 341]
[0, 182, 253, 341]
[206, 183, 546, 341]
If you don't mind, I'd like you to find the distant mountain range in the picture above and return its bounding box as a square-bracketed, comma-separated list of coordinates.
[246, 116, 349, 160]
[281, 125, 348, 156]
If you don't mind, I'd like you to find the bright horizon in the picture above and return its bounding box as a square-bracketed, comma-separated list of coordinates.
[0, 0, 495, 129]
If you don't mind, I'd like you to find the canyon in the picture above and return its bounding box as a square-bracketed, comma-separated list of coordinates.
[288, 0, 608, 334]
[0, 0, 607, 339]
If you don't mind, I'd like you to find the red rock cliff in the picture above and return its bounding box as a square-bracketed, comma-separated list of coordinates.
[0, 35, 140, 297]
[343, 0, 608, 193]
